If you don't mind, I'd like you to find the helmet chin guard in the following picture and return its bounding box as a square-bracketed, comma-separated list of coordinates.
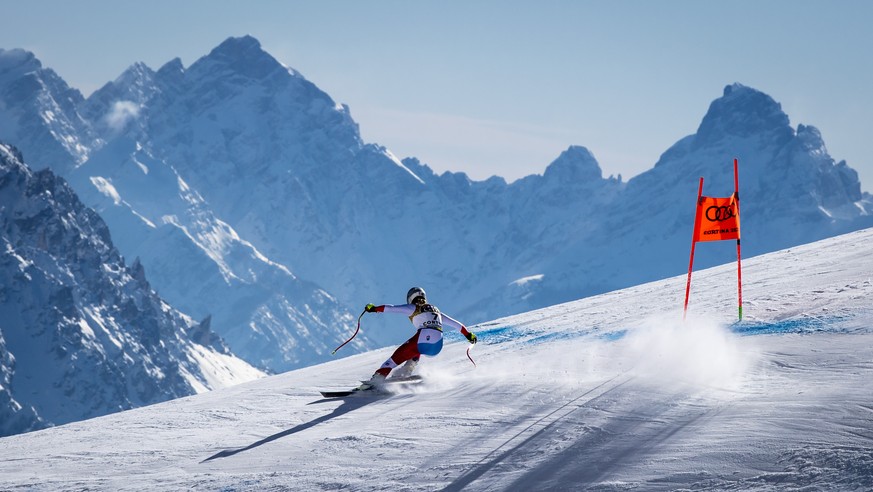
[407, 286, 427, 305]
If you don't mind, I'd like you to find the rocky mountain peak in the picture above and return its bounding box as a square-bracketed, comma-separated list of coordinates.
[156, 57, 185, 84]
[695, 83, 793, 146]
[193, 35, 285, 81]
[81, 62, 157, 130]
[794, 123, 827, 153]
[0, 48, 42, 82]
[543, 146, 604, 183]
[212, 34, 263, 56]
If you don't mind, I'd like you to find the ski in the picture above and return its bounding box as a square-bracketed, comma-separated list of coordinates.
[362, 374, 423, 385]
[319, 375, 423, 398]
[319, 388, 369, 398]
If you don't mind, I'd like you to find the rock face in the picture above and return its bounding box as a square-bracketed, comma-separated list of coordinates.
[0, 42, 370, 371]
[0, 143, 263, 437]
[1, 40, 870, 368]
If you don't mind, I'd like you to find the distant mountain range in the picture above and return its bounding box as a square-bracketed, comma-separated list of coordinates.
[0, 143, 263, 437]
[1, 35, 870, 383]
[0, 42, 372, 375]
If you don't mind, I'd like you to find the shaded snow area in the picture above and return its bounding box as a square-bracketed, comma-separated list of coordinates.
[2, 228, 873, 491]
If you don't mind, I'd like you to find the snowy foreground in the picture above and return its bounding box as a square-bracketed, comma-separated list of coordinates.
[3, 229, 873, 491]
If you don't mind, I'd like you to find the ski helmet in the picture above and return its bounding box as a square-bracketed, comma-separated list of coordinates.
[407, 287, 427, 305]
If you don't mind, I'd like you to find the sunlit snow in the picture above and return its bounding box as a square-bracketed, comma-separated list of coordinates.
[2, 228, 871, 490]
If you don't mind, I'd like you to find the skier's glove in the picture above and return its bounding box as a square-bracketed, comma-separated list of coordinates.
[365, 303, 378, 313]
[465, 331, 478, 344]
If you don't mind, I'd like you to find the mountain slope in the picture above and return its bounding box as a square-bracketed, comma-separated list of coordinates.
[0, 48, 97, 173]
[0, 43, 370, 371]
[66, 135, 367, 371]
[1, 226, 871, 490]
[0, 143, 263, 437]
[0, 330, 40, 437]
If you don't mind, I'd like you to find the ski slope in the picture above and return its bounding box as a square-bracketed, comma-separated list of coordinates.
[2, 228, 873, 491]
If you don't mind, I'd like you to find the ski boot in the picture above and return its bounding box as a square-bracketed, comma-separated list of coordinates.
[392, 357, 419, 379]
[356, 373, 386, 391]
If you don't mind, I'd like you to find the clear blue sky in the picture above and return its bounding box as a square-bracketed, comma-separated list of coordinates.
[3, 1, 872, 187]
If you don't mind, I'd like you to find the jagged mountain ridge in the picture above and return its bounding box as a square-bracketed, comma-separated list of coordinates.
[120, 39, 869, 320]
[0, 37, 870, 369]
[497, 83, 873, 312]
[0, 143, 263, 437]
[1, 43, 373, 372]
[0, 49, 97, 173]
[115, 37, 629, 322]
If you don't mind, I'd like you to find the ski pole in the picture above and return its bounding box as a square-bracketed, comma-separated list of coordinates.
[466, 344, 477, 367]
[332, 310, 366, 355]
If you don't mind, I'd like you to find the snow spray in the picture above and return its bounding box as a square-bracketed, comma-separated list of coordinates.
[619, 314, 758, 391]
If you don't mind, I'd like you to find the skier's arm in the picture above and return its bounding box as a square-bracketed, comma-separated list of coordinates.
[364, 303, 416, 315]
[444, 313, 477, 344]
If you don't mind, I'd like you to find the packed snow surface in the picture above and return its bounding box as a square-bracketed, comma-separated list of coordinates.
[2, 228, 873, 490]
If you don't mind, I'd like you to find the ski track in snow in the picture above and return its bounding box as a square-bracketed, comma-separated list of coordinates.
[2, 228, 873, 490]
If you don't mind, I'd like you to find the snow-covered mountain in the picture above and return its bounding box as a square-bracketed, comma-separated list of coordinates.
[1, 37, 870, 376]
[495, 83, 873, 313]
[0, 49, 97, 174]
[0, 44, 371, 372]
[0, 143, 263, 438]
[2, 226, 871, 490]
[101, 38, 870, 325]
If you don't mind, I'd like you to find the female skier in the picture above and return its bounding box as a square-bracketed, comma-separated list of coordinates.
[360, 286, 477, 389]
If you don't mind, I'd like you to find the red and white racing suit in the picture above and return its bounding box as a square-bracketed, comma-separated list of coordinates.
[370, 303, 472, 377]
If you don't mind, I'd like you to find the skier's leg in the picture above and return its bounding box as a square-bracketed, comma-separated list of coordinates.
[374, 334, 421, 378]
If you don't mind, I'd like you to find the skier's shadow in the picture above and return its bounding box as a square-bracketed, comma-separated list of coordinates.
[201, 396, 377, 463]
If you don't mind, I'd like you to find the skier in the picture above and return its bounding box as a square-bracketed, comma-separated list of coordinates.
[359, 287, 477, 389]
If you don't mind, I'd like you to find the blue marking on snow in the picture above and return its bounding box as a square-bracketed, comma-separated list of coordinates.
[525, 330, 585, 345]
[729, 315, 854, 336]
[597, 330, 627, 342]
[475, 325, 516, 343]
[468, 323, 626, 347]
[463, 313, 864, 349]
